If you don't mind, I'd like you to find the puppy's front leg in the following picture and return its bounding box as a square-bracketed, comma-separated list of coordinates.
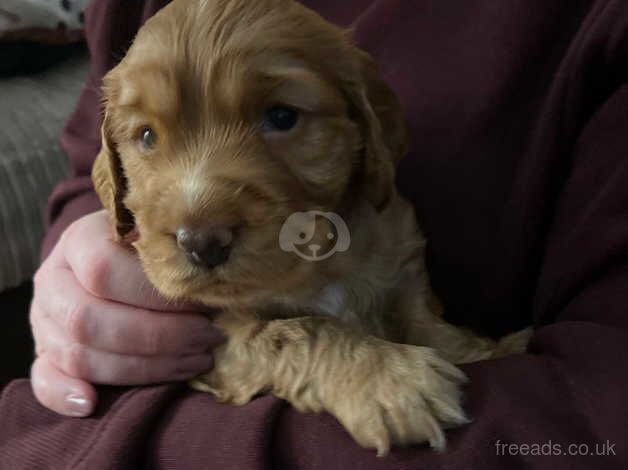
[191, 312, 469, 456]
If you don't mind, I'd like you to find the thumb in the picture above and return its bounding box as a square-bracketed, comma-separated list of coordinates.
[31, 355, 97, 417]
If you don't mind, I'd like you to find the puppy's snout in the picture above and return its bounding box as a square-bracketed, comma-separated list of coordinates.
[176, 226, 233, 269]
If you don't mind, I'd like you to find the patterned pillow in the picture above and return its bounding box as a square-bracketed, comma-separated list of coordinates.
[0, 0, 90, 43]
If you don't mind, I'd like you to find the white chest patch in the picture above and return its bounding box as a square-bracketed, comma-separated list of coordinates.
[311, 282, 347, 318]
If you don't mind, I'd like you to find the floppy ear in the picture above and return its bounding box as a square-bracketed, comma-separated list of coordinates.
[346, 49, 409, 210]
[91, 110, 134, 240]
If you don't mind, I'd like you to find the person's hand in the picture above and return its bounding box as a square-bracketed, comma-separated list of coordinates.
[30, 210, 221, 417]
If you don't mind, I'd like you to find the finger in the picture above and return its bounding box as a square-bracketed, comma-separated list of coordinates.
[42, 330, 214, 385]
[33, 269, 220, 356]
[62, 211, 197, 311]
[31, 356, 97, 417]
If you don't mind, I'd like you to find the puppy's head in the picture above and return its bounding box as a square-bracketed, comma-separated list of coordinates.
[93, 0, 407, 307]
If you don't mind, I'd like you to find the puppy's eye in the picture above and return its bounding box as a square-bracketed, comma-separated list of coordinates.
[140, 127, 157, 150]
[263, 106, 299, 132]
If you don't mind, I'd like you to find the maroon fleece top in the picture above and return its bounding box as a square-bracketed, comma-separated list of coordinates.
[2, 0, 628, 468]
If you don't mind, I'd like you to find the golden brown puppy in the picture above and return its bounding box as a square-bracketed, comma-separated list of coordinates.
[93, 0, 531, 456]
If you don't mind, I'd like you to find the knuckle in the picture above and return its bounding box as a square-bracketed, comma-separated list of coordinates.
[60, 218, 82, 247]
[30, 359, 48, 395]
[30, 318, 44, 347]
[32, 266, 46, 288]
[32, 262, 55, 292]
[35, 342, 46, 357]
[64, 342, 88, 378]
[65, 301, 90, 344]
[81, 251, 111, 297]
[29, 300, 40, 326]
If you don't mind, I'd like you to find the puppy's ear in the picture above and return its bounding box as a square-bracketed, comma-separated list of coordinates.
[91, 109, 134, 240]
[346, 49, 408, 210]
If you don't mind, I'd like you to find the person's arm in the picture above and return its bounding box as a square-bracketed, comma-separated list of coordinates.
[5, 82, 626, 470]
[7, 0, 627, 468]
[30, 0, 219, 417]
[272, 84, 628, 469]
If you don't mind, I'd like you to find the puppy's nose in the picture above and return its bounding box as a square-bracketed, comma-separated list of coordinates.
[176, 226, 233, 268]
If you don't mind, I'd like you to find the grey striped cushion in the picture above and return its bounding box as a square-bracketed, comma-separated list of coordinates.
[0, 53, 88, 290]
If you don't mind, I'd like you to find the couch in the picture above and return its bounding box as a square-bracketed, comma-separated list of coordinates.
[0, 44, 88, 384]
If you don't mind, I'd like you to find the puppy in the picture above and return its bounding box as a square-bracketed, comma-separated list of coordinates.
[92, 0, 530, 456]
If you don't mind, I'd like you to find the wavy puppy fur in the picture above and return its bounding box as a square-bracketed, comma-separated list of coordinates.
[92, 0, 530, 456]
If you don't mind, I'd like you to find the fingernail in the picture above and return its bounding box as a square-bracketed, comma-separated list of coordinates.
[65, 394, 93, 417]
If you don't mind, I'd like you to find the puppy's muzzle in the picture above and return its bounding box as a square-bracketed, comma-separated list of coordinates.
[176, 225, 234, 269]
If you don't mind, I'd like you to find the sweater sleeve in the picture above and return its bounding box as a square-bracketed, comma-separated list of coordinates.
[10, 0, 625, 469]
[271, 85, 628, 469]
[4, 86, 626, 470]
[41, 0, 168, 260]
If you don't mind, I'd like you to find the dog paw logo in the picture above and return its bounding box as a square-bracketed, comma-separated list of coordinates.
[279, 211, 350, 261]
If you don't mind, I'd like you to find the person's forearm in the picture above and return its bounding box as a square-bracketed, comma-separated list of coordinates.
[5, 324, 623, 469]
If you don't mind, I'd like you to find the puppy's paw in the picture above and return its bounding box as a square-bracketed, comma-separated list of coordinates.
[330, 342, 469, 456]
[189, 370, 241, 404]
[189, 347, 267, 405]
[190, 369, 261, 405]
